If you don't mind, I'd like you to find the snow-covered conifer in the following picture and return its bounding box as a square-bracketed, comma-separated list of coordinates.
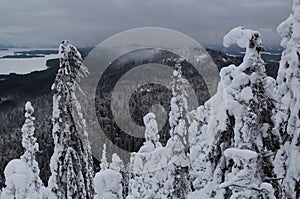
[189, 27, 279, 198]
[217, 27, 279, 198]
[127, 112, 172, 199]
[1, 102, 49, 199]
[168, 62, 192, 198]
[94, 150, 123, 199]
[273, 0, 300, 197]
[110, 153, 124, 172]
[20, 102, 45, 198]
[143, 112, 161, 148]
[48, 40, 94, 199]
[220, 27, 280, 198]
[188, 76, 228, 196]
[138, 113, 162, 153]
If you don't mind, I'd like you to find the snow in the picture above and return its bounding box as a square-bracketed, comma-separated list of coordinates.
[138, 142, 156, 153]
[223, 26, 244, 48]
[143, 112, 161, 148]
[223, 26, 261, 49]
[188, 189, 209, 199]
[94, 169, 123, 199]
[224, 148, 258, 161]
[173, 70, 179, 77]
[131, 143, 179, 173]
[239, 87, 253, 103]
[25, 102, 34, 113]
[2, 159, 33, 199]
[110, 153, 124, 172]
[169, 97, 180, 131]
[277, 15, 293, 48]
[260, 183, 276, 199]
[273, 1, 300, 197]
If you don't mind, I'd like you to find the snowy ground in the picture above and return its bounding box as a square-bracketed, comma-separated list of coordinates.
[0, 48, 58, 74]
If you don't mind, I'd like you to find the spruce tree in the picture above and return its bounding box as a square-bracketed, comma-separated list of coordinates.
[1, 102, 49, 198]
[189, 27, 280, 198]
[127, 113, 171, 199]
[274, 0, 300, 197]
[20, 102, 44, 198]
[48, 40, 94, 199]
[168, 62, 191, 198]
[94, 146, 123, 199]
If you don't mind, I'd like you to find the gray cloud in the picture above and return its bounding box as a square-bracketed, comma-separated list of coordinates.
[0, 0, 292, 47]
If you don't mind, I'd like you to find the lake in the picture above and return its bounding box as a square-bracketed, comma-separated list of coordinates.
[0, 48, 58, 74]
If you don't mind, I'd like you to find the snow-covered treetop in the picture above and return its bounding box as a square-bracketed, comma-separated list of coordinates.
[277, 0, 300, 47]
[143, 112, 159, 142]
[223, 26, 264, 51]
[110, 153, 124, 172]
[21, 101, 38, 155]
[277, 15, 293, 48]
[52, 40, 89, 93]
[138, 112, 162, 153]
[171, 62, 188, 98]
[276, 0, 300, 98]
[223, 27, 265, 73]
[59, 40, 82, 60]
[25, 101, 34, 115]
[143, 112, 156, 126]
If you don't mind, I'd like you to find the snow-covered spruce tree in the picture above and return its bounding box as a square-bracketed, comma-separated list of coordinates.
[190, 27, 280, 198]
[110, 153, 124, 173]
[1, 102, 46, 199]
[219, 27, 280, 198]
[20, 102, 45, 198]
[168, 62, 192, 198]
[94, 146, 123, 199]
[136, 112, 162, 153]
[274, 0, 300, 198]
[143, 112, 162, 149]
[189, 107, 216, 196]
[127, 113, 172, 199]
[188, 73, 228, 197]
[110, 153, 128, 198]
[48, 40, 94, 199]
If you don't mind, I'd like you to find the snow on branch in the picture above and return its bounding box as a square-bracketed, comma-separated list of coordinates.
[223, 26, 263, 52]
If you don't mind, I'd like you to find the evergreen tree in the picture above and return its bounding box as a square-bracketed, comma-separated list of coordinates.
[168, 62, 191, 198]
[189, 79, 228, 197]
[274, 0, 300, 198]
[220, 27, 279, 198]
[189, 27, 280, 198]
[20, 102, 45, 198]
[94, 147, 123, 199]
[48, 40, 94, 199]
[1, 102, 48, 199]
[127, 113, 172, 199]
[143, 113, 162, 149]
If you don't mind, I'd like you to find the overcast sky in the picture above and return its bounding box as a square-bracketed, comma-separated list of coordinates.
[0, 0, 292, 47]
